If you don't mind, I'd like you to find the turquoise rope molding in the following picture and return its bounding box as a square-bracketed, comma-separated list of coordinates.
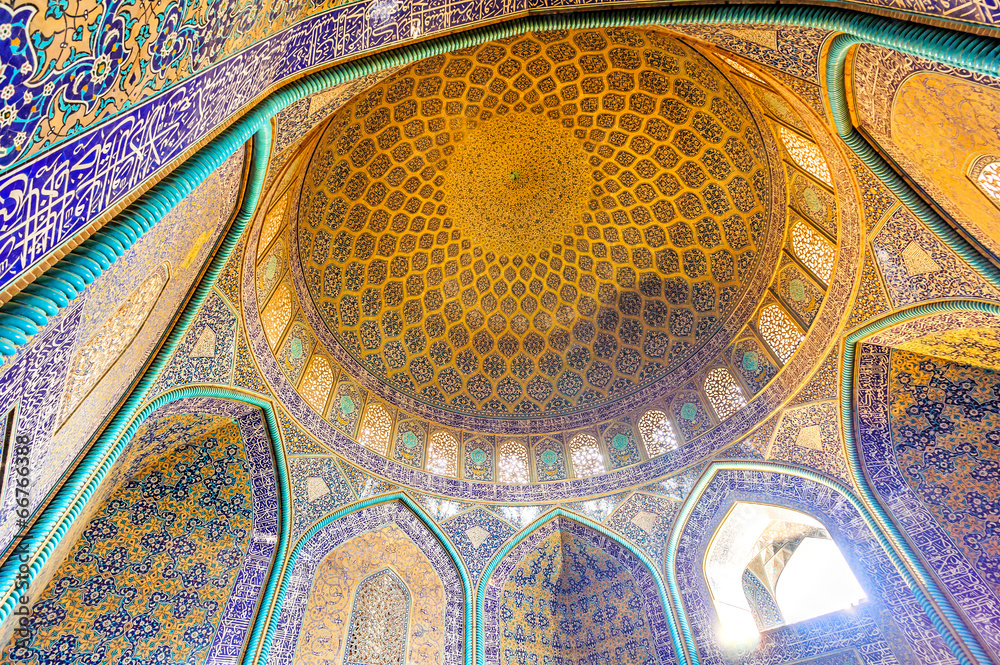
[473, 509, 682, 665]
[259, 493, 474, 665]
[824, 37, 1000, 289]
[4, 4, 1000, 356]
[663, 459, 983, 665]
[840, 300, 1000, 665]
[0, 127, 273, 640]
[2, 3, 999, 662]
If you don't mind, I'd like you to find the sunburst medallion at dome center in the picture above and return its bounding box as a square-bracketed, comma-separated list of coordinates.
[445, 113, 591, 256]
[293, 28, 779, 431]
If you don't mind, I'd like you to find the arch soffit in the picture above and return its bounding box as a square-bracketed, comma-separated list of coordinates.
[846, 301, 1000, 660]
[267, 493, 472, 665]
[476, 508, 680, 665]
[71, 391, 288, 665]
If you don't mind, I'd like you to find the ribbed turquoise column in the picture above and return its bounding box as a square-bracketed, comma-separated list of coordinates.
[4, 6, 1000, 665]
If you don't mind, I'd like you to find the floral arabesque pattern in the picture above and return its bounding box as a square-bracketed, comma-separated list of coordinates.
[890, 349, 1000, 595]
[2, 420, 252, 664]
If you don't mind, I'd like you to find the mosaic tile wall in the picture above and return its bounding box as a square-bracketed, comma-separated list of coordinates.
[0, 412, 272, 665]
[674, 468, 956, 665]
[295, 523, 447, 665]
[857, 344, 1000, 658]
[269, 500, 465, 665]
[482, 515, 677, 665]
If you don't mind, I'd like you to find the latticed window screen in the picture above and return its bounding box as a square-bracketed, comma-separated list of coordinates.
[300, 355, 335, 414]
[779, 127, 832, 186]
[758, 305, 804, 363]
[569, 434, 605, 477]
[497, 439, 529, 483]
[703, 367, 747, 419]
[637, 409, 676, 457]
[261, 283, 293, 348]
[426, 431, 459, 477]
[790, 220, 835, 284]
[358, 403, 392, 455]
[343, 569, 410, 665]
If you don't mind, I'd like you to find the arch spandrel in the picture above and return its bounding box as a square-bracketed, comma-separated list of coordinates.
[479, 511, 678, 665]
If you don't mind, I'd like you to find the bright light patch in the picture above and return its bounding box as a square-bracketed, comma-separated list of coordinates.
[716, 602, 760, 646]
[775, 537, 866, 623]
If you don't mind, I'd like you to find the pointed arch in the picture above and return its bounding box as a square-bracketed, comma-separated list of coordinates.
[7, 389, 290, 665]
[477, 508, 681, 665]
[845, 300, 1000, 662]
[266, 493, 471, 665]
[664, 460, 977, 665]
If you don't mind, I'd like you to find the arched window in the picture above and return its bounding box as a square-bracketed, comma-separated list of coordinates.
[703, 368, 747, 420]
[299, 354, 335, 414]
[343, 569, 410, 665]
[262, 283, 293, 348]
[791, 220, 835, 284]
[426, 431, 459, 477]
[968, 154, 1000, 206]
[637, 409, 677, 457]
[758, 304, 804, 363]
[569, 434, 605, 477]
[358, 403, 392, 455]
[706, 503, 866, 644]
[497, 439, 529, 484]
[779, 126, 832, 186]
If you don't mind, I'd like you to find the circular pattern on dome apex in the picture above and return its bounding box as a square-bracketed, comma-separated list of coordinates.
[445, 113, 592, 256]
[294, 28, 779, 431]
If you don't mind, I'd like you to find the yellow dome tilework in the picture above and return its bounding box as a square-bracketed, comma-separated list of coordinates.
[296, 29, 776, 426]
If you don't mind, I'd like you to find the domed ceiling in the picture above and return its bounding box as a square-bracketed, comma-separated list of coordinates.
[294, 28, 782, 432]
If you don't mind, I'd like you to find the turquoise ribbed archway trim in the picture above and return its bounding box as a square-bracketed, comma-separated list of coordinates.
[4, 3, 1000, 353]
[839, 300, 1000, 665]
[2, 4, 999, 664]
[0, 127, 275, 651]
[663, 459, 983, 665]
[262, 493, 474, 665]
[474, 508, 679, 665]
[824, 37, 1000, 286]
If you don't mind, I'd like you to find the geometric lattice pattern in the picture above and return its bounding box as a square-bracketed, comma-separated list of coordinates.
[299, 28, 771, 426]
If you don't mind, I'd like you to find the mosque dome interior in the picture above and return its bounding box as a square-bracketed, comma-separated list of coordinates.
[0, 3, 999, 665]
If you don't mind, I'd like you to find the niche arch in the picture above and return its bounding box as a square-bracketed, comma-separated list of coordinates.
[850, 302, 1000, 660]
[478, 509, 679, 665]
[3, 394, 283, 665]
[666, 462, 959, 665]
[267, 496, 469, 665]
